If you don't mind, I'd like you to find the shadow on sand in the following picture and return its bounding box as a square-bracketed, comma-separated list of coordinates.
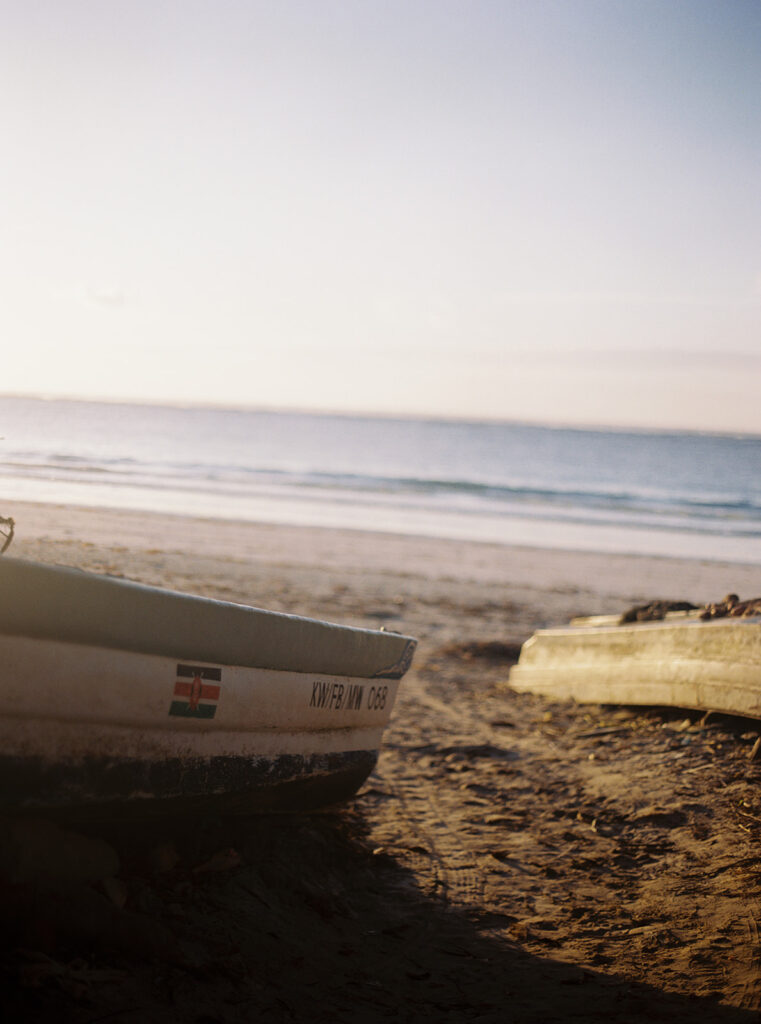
[1, 806, 756, 1024]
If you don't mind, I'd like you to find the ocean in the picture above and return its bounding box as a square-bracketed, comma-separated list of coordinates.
[1, 395, 760, 564]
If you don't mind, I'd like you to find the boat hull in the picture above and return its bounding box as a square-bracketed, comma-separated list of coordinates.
[0, 559, 416, 815]
[509, 615, 761, 720]
[0, 634, 403, 815]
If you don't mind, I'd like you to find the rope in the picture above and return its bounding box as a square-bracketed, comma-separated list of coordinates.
[0, 516, 14, 554]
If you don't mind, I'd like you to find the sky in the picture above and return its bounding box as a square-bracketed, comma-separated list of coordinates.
[2, 0, 760, 433]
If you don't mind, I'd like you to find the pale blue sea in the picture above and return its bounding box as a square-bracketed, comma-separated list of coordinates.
[1, 396, 760, 564]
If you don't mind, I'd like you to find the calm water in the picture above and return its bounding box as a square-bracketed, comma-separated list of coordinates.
[1, 396, 760, 563]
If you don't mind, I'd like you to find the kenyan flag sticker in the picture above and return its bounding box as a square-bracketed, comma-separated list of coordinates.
[169, 664, 222, 719]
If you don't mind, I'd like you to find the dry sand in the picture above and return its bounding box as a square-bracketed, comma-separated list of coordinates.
[4, 500, 761, 1022]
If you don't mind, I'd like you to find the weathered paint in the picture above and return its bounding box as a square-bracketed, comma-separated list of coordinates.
[0, 748, 378, 817]
[510, 615, 761, 719]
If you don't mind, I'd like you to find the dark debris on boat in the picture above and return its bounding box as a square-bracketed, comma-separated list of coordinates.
[698, 594, 761, 620]
[619, 600, 699, 624]
[619, 594, 761, 625]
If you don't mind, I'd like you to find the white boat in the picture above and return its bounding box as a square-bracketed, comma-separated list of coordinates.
[0, 558, 416, 815]
[509, 611, 761, 720]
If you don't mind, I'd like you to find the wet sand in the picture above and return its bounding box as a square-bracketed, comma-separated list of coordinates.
[4, 501, 761, 1022]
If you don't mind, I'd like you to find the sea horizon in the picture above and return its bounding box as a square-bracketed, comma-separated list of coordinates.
[3, 391, 760, 442]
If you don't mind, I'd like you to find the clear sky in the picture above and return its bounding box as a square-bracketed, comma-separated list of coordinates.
[2, 0, 760, 432]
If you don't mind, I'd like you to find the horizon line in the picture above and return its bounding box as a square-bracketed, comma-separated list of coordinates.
[2, 390, 760, 442]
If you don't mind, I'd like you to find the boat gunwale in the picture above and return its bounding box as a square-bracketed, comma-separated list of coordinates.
[0, 557, 417, 679]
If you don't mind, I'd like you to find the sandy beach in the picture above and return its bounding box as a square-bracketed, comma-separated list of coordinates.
[4, 499, 761, 1022]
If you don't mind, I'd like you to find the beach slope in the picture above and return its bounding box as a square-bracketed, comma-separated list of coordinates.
[3, 501, 761, 1021]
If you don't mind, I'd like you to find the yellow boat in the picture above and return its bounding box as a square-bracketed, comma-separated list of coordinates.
[510, 610, 761, 720]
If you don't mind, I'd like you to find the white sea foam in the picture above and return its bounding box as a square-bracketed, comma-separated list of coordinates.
[1, 396, 760, 563]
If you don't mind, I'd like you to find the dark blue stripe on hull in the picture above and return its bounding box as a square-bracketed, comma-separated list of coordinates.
[0, 749, 379, 818]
